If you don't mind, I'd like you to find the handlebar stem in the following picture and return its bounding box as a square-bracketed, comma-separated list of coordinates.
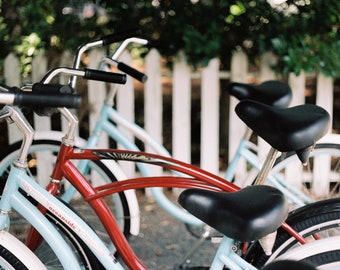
[58, 107, 79, 145]
[100, 56, 117, 67]
[70, 39, 105, 88]
[105, 84, 118, 107]
[1, 106, 35, 167]
[110, 37, 148, 61]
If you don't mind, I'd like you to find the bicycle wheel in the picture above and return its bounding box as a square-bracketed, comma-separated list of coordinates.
[279, 245, 340, 269]
[29, 205, 104, 270]
[0, 140, 132, 263]
[269, 142, 340, 207]
[0, 231, 47, 270]
[298, 250, 340, 269]
[245, 198, 340, 268]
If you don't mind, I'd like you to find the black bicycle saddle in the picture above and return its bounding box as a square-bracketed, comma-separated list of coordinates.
[235, 100, 331, 163]
[178, 185, 288, 242]
[228, 81, 292, 108]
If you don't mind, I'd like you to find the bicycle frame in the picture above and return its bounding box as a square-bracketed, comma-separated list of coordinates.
[40, 138, 307, 269]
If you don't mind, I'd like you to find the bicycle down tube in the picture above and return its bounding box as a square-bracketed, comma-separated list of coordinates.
[3, 165, 124, 270]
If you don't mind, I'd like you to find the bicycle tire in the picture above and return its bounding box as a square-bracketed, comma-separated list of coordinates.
[0, 139, 132, 265]
[270, 143, 340, 206]
[299, 249, 340, 268]
[0, 231, 46, 270]
[0, 246, 30, 270]
[245, 198, 340, 268]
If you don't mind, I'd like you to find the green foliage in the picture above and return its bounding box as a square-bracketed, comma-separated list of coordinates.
[182, 21, 221, 68]
[0, 0, 339, 78]
[272, 34, 340, 77]
[262, 0, 340, 77]
[15, 33, 43, 76]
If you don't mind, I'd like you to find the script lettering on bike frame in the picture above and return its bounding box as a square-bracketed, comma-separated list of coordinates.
[20, 179, 77, 230]
[48, 206, 77, 230]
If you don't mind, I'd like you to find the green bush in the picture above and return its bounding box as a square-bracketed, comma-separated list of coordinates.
[1, 0, 339, 77]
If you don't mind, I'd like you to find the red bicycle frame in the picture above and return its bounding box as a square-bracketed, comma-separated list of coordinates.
[28, 143, 307, 269]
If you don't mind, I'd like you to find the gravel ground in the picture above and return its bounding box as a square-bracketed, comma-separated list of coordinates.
[122, 189, 218, 270]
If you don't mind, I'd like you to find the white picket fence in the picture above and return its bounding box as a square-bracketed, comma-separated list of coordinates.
[2, 49, 338, 180]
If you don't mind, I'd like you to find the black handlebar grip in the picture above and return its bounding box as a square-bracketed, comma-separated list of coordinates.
[13, 93, 81, 108]
[32, 83, 74, 94]
[101, 29, 142, 46]
[117, 62, 147, 83]
[84, 69, 127, 84]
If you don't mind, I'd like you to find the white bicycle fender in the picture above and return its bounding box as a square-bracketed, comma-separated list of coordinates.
[273, 235, 340, 261]
[0, 230, 47, 269]
[318, 133, 340, 144]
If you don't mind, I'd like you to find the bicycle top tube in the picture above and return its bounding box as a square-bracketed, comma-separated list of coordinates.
[52, 144, 240, 194]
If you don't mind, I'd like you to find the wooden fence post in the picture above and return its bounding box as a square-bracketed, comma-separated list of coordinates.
[229, 50, 248, 183]
[288, 71, 306, 106]
[4, 53, 21, 86]
[316, 74, 334, 127]
[313, 74, 335, 196]
[32, 52, 51, 131]
[201, 58, 220, 174]
[59, 50, 76, 134]
[260, 52, 277, 81]
[116, 50, 136, 178]
[88, 48, 108, 148]
[257, 52, 278, 161]
[285, 72, 306, 188]
[31, 53, 52, 187]
[4, 53, 21, 143]
[172, 51, 191, 164]
[144, 49, 163, 178]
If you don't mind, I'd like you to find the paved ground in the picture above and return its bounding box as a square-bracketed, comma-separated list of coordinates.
[122, 189, 217, 270]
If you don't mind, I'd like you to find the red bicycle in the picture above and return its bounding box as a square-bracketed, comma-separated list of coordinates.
[22, 82, 338, 269]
